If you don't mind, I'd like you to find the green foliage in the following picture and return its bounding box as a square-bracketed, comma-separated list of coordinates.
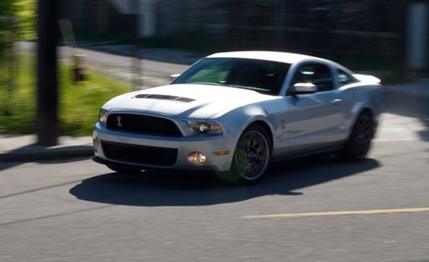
[58, 62, 132, 136]
[0, 1, 17, 16]
[0, 1, 15, 47]
[15, 0, 36, 40]
[0, 55, 132, 136]
[0, 0, 36, 41]
[0, 56, 35, 133]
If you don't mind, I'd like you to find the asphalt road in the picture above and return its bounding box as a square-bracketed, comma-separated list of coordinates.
[1, 94, 428, 262]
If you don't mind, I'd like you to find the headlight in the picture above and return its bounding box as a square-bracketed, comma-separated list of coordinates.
[187, 120, 223, 136]
[99, 109, 108, 124]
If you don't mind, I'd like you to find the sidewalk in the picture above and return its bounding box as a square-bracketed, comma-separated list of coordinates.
[0, 135, 92, 162]
[383, 81, 429, 98]
[18, 41, 429, 95]
[18, 41, 194, 88]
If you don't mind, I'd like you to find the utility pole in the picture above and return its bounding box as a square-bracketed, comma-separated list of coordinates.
[36, 0, 58, 146]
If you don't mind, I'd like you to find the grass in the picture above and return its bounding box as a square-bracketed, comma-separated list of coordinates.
[0, 55, 132, 136]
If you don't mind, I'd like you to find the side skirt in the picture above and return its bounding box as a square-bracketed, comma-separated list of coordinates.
[271, 143, 345, 163]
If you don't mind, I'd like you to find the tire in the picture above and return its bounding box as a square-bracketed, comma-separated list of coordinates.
[226, 125, 272, 185]
[106, 164, 141, 174]
[340, 111, 376, 162]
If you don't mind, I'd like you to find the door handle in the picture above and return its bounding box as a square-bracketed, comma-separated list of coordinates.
[331, 99, 343, 104]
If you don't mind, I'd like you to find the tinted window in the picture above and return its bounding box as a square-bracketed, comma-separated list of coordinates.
[291, 63, 334, 92]
[337, 69, 357, 86]
[173, 58, 290, 95]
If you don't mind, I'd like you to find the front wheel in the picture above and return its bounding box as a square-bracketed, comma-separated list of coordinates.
[340, 111, 376, 162]
[228, 125, 272, 184]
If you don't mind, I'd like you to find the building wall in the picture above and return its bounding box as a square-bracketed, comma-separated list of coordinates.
[156, 0, 229, 37]
[59, 0, 419, 69]
[58, 0, 137, 38]
[153, 0, 408, 57]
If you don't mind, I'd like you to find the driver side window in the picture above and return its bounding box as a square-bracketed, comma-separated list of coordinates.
[291, 63, 334, 92]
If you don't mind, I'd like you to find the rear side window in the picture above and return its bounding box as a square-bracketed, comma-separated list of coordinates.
[337, 69, 357, 86]
[291, 63, 334, 92]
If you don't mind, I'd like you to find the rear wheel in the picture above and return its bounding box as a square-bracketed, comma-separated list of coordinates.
[340, 111, 376, 161]
[227, 125, 272, 184]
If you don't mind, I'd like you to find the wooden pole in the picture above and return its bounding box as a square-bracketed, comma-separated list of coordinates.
[36, 0, 58, 146]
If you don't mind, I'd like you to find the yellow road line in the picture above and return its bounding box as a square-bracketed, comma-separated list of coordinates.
[243, 207, 429, 219]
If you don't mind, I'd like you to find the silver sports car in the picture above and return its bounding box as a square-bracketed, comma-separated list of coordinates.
[93, 51, 381, 183]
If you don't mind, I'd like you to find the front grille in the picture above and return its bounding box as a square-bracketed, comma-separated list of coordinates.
[101, 141, 178, 166]
[106, 113, 182, 137]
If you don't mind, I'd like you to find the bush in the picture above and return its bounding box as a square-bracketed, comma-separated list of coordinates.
[0, 55, 132, 136]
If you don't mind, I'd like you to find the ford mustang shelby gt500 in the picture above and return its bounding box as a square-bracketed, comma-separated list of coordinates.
[93, 51, 381, 183]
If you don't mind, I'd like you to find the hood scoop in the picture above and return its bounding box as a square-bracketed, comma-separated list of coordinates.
[134, 94, 195, 103]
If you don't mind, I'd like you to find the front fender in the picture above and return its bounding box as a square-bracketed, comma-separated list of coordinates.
[218, 105, 275, 169]
[220, 105, 274, 137]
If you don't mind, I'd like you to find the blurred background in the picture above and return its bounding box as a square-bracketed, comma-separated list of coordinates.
[0, 0, 428, 143]
[59, 0, 428, 79]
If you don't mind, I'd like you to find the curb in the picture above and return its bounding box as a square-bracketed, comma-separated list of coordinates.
[0, 145, 93, 163]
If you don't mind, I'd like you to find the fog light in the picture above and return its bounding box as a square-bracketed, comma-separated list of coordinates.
[187, 152, 207, 166]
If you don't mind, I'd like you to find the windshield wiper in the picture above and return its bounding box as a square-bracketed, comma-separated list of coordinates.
[188, 81, 272, 94]
[190, 81, 223, 86]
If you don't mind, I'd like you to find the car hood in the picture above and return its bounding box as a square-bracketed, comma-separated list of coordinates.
[103, 84, 276, 119]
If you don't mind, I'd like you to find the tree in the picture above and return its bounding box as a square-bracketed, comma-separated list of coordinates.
[36, 0, 58, 145]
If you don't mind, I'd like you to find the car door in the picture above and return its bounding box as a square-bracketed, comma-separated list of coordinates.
[275, 62, 345, 155]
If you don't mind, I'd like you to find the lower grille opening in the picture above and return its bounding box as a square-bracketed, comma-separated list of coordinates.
[101, 141, 178, 166]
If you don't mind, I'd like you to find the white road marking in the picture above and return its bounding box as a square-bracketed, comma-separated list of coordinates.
[243, 207, 429, 219]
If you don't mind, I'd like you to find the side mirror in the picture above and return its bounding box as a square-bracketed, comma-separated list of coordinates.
[290, 83, 317, 95]
[170, 73, 181, 82]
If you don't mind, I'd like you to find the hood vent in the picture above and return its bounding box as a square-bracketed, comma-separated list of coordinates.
[134, 94, 195, 103]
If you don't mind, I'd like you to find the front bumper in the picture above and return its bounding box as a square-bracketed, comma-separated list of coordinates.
[93, 123, 235, 172]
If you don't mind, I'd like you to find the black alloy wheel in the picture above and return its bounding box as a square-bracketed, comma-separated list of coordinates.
[230, 125, 272, 184]
[340, 111, 375, 161]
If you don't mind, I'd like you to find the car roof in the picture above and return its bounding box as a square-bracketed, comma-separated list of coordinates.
[207, 51, 331, 65]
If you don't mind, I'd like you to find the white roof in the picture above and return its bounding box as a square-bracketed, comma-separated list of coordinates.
[207, 51, 325, 64]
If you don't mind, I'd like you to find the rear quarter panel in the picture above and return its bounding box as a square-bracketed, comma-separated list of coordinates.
[341, 83, 382, 135]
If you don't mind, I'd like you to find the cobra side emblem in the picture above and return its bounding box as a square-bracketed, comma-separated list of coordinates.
[116, 116, 123, 127]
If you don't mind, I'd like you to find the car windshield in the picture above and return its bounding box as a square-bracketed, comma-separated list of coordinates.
[172, 58, 291, 95]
